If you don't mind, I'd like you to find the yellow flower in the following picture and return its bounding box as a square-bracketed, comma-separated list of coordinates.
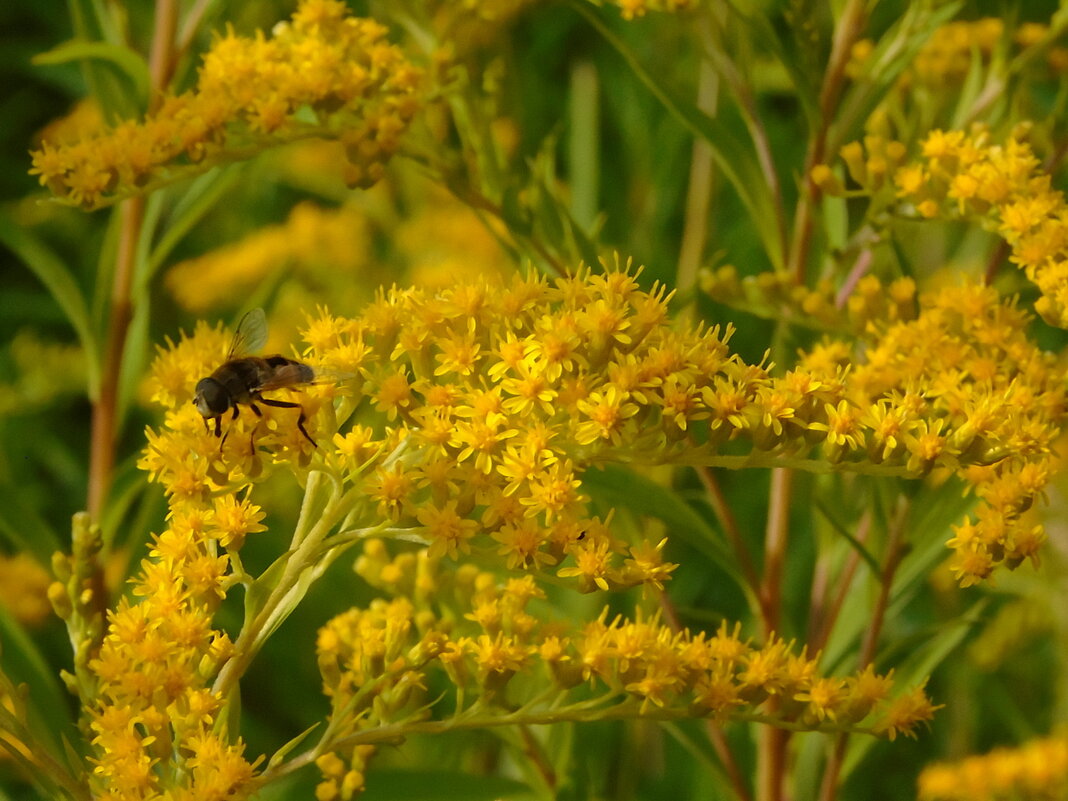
[417, 501, 479, 560]
[574, 386, 640, 446]
[875, 681, 942, 740]
[557, 539, 614, 592]
[0, 553, 53, 626]
[918, 733, 1068, 801]
[29, 0, 424, 209]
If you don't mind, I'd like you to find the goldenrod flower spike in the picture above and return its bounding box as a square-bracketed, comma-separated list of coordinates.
[114, 264, 966, 797]
[833, 127, 1068, 331]
[708, 266, 1063, 587]
[918, 733, 1068, 800]
[29, 0, 423, 210]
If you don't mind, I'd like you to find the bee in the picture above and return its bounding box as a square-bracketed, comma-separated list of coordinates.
[194, 308, 317, 447]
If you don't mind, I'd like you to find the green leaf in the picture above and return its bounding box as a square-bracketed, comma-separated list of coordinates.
[0, 216, 101, 399]
[0, 609, 72, 761]
[0, 484, 62, 562]
[100, 453, 152, 550]
[839, 599, 988, 779]
[723, 1, 820, 130]
[821, 478, 975, 674]
[64, 0, 142, 120]
[833, 2, 965, 150]
[33, 40, 150, 107]
[267, 722, 321, 768]
[950, 36, 994, 129]
[580, 464, 753, 605]
[360, 770, 534, 801]
[888, 479, 976, 614]
[244, 536, 361, 660]
[813, 495, 880, 578]
[661, 721, 742, 801]
[243, 550, 296, 624]
[575, 2, 784, 270]
[144, 166, 244, 291]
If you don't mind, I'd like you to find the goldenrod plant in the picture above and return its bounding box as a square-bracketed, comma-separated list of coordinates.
[2, 1, 1068, 800]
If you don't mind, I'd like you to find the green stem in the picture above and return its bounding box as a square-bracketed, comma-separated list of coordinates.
[787, 0, 867, 283]
[212, 472, 350, 699]
[676, 13, 719, 314]
[807, 513, 870, 655]
[258, 691, 883, 789]
[757, 467, 794, 801]
[817, 499, 910, 801]
[694, 463, 762, 618]
[568, 60, 600, 231]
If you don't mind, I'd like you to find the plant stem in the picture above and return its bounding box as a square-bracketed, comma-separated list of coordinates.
[86, 196, 142, 521]
[756, 466, 793, 801]
[694, 463, 762, 617]
[807, 513, 870, 654]
[261, 693, 880, 789]
[86, 0, 178, 520]
[817, 499, 910, 801]
[212, 474, 348, 699]
[760, 468, 793, 638]
[148, 0, 178, 97]
[658, 589, 752, 801]
[787, 0, 867, 283]
[676, 13, 719, 315]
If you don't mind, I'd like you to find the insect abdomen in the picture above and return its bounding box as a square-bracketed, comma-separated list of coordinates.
[264, 355, 315, 383]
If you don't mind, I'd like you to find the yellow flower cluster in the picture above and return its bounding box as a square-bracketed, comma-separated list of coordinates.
[607, 0, 698, 20]
[918, 733, 1068, 800]
[85, 322, 304, 797]
[78, 505, 263, 799]
[0, 553, 53, 626]
[819, 280, 1061, 585]
[165, 201, 372, 314]
[313, 551, 938, 797]
[145, 265, 1062, 595]
[29, 0, 423, 209]
[0, 329, 86, 415]
[123, 264, 978, 797]
[893, 128, 1068, 328]
[163, 182, 508, 317]
[848, 18, 1068, 87]
[705, 269, 1060, 585]
[700, 264, 917, 335]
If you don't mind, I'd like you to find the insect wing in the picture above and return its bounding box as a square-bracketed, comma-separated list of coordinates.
[228, 308, 269, 359]
[256, 361, 315, 392]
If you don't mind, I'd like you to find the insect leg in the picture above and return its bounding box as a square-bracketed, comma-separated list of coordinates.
[258, 397, 317, 447]
[245, 403, 265, 452]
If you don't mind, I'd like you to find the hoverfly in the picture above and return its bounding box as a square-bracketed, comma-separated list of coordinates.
[194, 308, 317, 447]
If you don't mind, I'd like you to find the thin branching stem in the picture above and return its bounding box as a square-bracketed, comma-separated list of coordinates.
[694, 463, 762, 617]
[757, 466, 794, 801]
[807, 513, 870, 656]
[818, 499, 910, 801]
[658, 589, 753, 801]
[787, 0, 868, 283]
[676, 12, 719, 314]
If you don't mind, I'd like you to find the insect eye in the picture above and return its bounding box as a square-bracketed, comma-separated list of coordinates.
[195, 378, 229, 415]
